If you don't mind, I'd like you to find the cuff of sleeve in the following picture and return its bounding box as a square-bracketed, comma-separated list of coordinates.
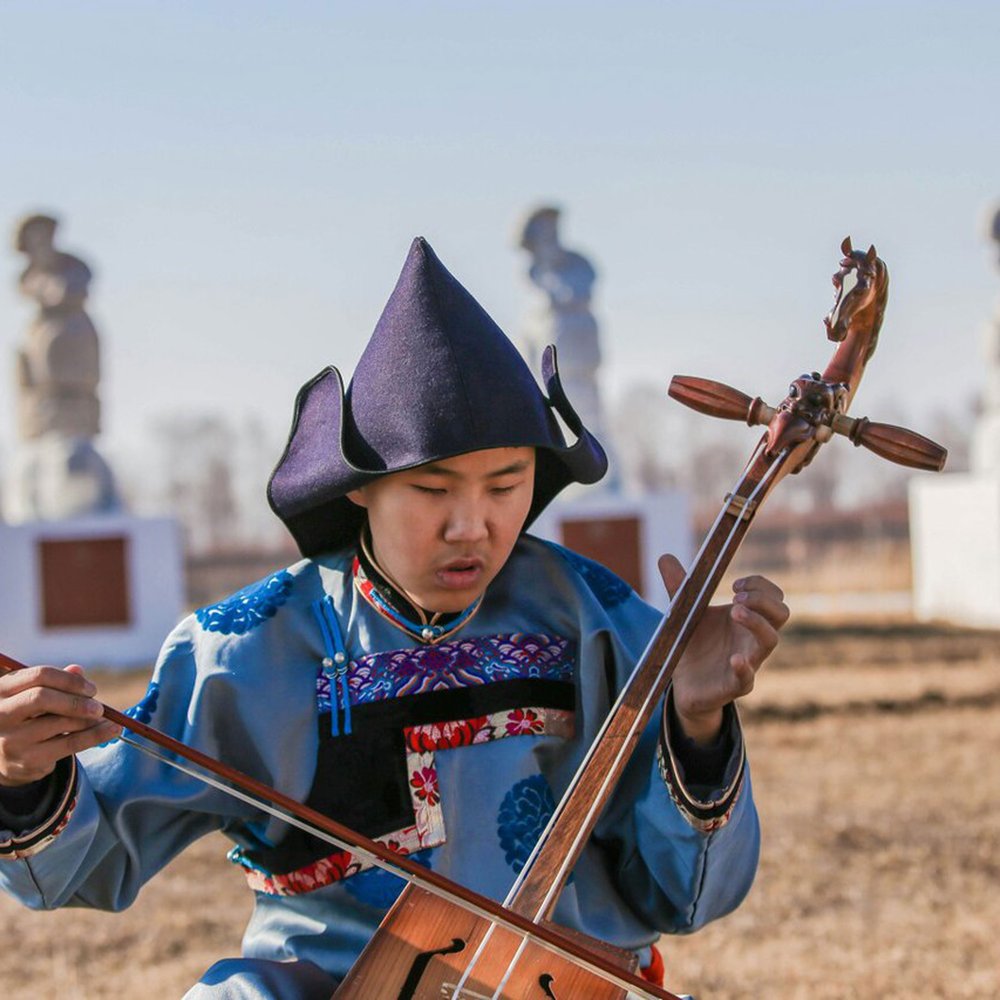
[0, 757, 79, 860]
[656, 686, 746, 833]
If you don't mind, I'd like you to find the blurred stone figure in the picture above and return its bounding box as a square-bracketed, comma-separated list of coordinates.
[15, 214, 101, 439]
[970, 203, 1000, 475]
[518, 206, 609, 469]
[6, 213, 120, 521]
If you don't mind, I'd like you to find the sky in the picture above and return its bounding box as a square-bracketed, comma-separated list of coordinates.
[1, 1, 998, 497]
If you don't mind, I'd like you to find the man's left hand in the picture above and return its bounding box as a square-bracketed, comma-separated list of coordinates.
[659, 554, 790, 745]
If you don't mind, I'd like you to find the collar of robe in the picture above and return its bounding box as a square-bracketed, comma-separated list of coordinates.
[353, 525, 484, 645]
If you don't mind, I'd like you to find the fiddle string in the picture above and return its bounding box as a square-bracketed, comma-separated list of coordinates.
[490, 936, 530, 999]
[443, 441, 757, 997]
[455, 930, 663, 1000]
[449, 441, 785, 999]
[452, 445, 782, 1000]
[449, 926, 496, 998]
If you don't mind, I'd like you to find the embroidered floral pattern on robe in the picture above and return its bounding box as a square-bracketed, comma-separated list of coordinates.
[497, 774, 556, 874]
[546, 542, 633, 610]
[195, 571, 295, 635]
[233, 630, 578, 897]
[316, 632, 573, 708]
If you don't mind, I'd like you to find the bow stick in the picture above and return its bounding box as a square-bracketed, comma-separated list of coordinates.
[0, 648, 679, 1000]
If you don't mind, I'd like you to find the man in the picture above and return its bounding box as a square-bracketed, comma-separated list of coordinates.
[0, 238, 788, 998]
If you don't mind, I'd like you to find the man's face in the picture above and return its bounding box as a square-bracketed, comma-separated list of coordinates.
[347, 447, 536, 613]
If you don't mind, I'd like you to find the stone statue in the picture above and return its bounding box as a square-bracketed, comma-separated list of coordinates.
[968, 203, 1000, 474]
[988, 203, 1000, 264]
[15, 214, 101, 439]
[517, 206, 609, 469]
[5, 213, 120, 521]
[981, 206, 1000, 403]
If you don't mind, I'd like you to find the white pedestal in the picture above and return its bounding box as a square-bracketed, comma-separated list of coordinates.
[532, 490, 693, 611]
[909, 473, 1000, 627]
[0, 514, 185, 670]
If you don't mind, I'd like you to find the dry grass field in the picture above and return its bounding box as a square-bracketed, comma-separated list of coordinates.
[2, 622, 998, 999]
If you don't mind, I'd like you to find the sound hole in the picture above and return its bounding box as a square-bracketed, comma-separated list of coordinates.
[539, 972, 559, 998]
[398, 938, 466, 1000]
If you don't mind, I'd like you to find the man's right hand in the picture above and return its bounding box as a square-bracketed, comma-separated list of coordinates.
[0, 664, 121, 787]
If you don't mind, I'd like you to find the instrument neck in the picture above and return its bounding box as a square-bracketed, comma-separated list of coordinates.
[507, 441, 788, 921]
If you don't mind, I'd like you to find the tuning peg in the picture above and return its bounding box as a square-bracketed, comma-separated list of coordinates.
[830, 415, 948, 471]
[670, 375, 948, 471]
[668, 376, 775, 426]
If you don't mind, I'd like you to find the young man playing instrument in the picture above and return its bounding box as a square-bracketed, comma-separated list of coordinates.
[0, 238, 788, 998]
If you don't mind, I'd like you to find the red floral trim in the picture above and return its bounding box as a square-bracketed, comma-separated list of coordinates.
[404, 716, 490, 752]
[404, 706, 572, 753]
[398, 707, 572, 860]
[505, 708, 546, 736]
[410, 766, 440, 806]
[238, 832, 425, 896]
[235, 706, 575, 895]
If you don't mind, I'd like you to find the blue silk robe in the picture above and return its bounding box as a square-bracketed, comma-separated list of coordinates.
[0, 537, 757, 997]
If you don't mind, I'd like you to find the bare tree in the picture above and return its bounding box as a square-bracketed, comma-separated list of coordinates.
[610, 382, 683, 493]
[926, 397, 974, 473]
[149, 414, 238, 553]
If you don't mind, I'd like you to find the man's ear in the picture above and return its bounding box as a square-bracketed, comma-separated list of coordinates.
[346, 487, 368, 509]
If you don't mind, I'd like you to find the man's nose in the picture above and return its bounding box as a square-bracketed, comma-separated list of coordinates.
[443, 501, 489, 542]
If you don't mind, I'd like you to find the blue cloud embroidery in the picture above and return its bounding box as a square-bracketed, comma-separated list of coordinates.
[344, 850, 433, 909]
[124, 681, 160, 725]
[497, 774, 555, 874]
[196, 571, 295, 635]
[547, 543, 633, 610]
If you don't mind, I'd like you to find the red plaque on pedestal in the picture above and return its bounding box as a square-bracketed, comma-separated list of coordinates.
[560, 515, 643, 593]
[38, 536, 131, 628]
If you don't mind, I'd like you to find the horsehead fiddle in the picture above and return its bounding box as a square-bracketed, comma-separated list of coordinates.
[0, 237, 947, 999]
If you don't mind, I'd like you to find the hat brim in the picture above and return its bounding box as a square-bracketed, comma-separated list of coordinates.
[268, 348, 606, 557]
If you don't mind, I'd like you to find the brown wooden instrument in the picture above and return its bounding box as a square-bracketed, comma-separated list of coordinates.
[0, 237, 947, 999]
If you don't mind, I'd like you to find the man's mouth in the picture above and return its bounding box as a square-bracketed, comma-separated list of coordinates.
[436, 557, 485, 589]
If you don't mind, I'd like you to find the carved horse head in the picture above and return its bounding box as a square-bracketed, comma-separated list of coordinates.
[823, 237, 889, 386]
[764, 238, 889, 462]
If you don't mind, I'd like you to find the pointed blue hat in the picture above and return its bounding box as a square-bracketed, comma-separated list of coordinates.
[268, 237, 607, 556]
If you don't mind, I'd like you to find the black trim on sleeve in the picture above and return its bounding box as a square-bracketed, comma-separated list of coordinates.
[657, 686, 746, 832]
[0, 757, 78, 859]
[0, 778, 53, 826]
[665, 696, 736, 794]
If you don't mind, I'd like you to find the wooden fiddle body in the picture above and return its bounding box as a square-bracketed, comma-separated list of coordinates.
[337, 887, 640, 998]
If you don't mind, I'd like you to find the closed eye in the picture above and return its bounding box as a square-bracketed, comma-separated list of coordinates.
[491, 476, 531, 495]
[411, 484, 447, 495]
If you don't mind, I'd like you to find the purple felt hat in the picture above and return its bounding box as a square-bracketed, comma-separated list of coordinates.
[268, 237, 608, 556]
